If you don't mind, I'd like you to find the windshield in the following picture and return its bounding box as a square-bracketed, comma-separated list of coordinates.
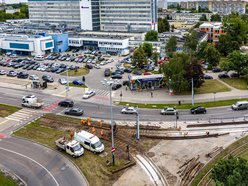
[73, 144, 81, 151]
[92, 141, 102, 149]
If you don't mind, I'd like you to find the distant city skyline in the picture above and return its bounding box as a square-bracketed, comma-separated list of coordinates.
[1, 0, 27, 4]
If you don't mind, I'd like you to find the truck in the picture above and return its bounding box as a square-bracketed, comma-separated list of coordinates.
[21, 95, 44, 109]
[74, 130, 105, 153]
[55, 137, 84, 157]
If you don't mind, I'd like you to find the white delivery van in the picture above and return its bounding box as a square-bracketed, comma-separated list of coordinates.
[74, 130, 104, 153]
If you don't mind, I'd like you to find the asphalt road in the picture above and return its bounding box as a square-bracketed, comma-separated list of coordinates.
[0, 137, 88, 186]
[0, 86, 247, 122]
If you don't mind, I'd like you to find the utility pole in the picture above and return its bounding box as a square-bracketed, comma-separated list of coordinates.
[190, 51, 194, 106]
[109, 83, 115, 166]
[66, 68, 69, 98]
[136, 110, 140, 140]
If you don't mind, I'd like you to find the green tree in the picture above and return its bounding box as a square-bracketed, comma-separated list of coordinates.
[204, 43, 220, 67]
[158, 18, 170, 33]
[142, 43, 153, 57]
[197, 41, 208, 60]
[211, 156, 248, 185]
[161, 52, 204, 93]
[211, 14, 221, 22]
[199, 14, 207, 21]
[132, 47, 147, 68]
[217, 34, 240, 56]
[165, 36, 177, 57]
[145, 30, 158, 41]
[223, 13, 248, 45]
[183, 30, 198, 51]
[227, 51, 248, 75]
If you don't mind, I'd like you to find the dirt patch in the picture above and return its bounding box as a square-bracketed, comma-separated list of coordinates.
[159, 166, 177, 186]
[147, 152, 155, 158]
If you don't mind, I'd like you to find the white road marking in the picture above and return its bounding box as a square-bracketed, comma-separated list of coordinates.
[0, 120, 8, 125]
[0, 147, 59, 186]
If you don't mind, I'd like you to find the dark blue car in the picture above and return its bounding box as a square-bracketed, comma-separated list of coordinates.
[73, 79, 84, 85]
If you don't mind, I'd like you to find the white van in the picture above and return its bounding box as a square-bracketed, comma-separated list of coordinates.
[231, 101, 248, 110]
[74, 130, 104, 153]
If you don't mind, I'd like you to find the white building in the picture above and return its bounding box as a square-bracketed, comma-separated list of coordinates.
[100, 0, 158, 32]
[5, 8, 20, 14]
[0, 34, 54, 56]
[68, 33, 129, 54]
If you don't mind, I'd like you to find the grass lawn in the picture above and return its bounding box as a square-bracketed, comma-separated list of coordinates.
[60, 68, 89, 77]
[13, 116, 130, 186]
[177, 79, 231, 95]
[68, 82, 88, 88]
[0, 104, 21, 117]
[116, 98, 248, 109]
[221, 78, 248, 90]
[0, 171, 17, 186]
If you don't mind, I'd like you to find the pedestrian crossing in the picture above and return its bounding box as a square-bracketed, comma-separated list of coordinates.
[6, 109, 40, 122]
[91, 89, 110, 97]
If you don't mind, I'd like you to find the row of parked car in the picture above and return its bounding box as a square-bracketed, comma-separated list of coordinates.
[0, 58, 79, 74]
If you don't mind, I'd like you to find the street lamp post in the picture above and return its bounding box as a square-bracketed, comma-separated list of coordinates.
[66, 68, 69, 98]
[109, 82, 115, 166]
[192, 77, 194, 106]
[136, 109, 140, 140]
[213, 92, 216, 104]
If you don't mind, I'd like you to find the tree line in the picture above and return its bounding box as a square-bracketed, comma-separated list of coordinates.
[0, 4, 28, 22]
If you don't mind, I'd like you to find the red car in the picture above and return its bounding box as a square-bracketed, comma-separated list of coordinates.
[143, 72, 152, 75]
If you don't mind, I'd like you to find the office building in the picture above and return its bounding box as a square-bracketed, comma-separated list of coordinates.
[0, 33, 54, 56]
[28, 0, 99, 30]
[199, 22, 224, 45]
[158, 0, 167, 9]
[99, 0, 158, 32]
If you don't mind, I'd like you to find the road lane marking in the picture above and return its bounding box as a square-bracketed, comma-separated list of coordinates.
[0, 120, 8, 125]
[0, 147, 59, 186]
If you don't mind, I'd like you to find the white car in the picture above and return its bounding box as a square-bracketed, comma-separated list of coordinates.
[121, 107, 138, 114]
[95, 64, 101, 69]
[83, 90, 96, 99]
[160, 107, 178, 115]
[29, 75, 39, 80]
[58, 78, 67, 85]
[0, 70, 7, 75]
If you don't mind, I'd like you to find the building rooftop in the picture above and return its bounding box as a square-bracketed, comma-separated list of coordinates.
[69, 33, 130, 40]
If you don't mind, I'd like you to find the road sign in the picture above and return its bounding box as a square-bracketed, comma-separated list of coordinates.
[111, 147, 116, 153]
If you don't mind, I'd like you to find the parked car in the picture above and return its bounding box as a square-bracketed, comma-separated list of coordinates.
[58, 100, 74, 107]
[73, 79, 84, 85]
[231, 101, 248, 110]
[160, 107, 178, 115]
[143, 72, 152, 75]
[212, 67, 222, 72]
[17, 72, 29, 79]
[86, 64, 93, 69]
[7, 70, 17, 77]
[29, 75, 39, 80]
[82, 90, 96, 99]
[58, 78, 67, 85]
[218, 73, 229, 79]
[121, 107, 138, 114]
[112, 83, 122, 90]
[204, 74, 213, 79]
[124, 68, 132, 73]
[64, 108, 84, 116]
[111, 74, 122, 79]
[104, 68, 111, 77]
[133, 71, 142, 75]
[42, 75, 54, 82]
[0, 70, 6, 75]
[190, 106, 207, 114]
[230, 73, 240, 78]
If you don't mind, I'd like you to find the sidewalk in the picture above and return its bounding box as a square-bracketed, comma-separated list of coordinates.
[113, 88, 248, 104]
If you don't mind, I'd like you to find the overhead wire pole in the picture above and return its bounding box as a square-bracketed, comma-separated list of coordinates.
[66, 68, 69, 98]
[109, 82, 115, 166]
[190, 51, 195, 106]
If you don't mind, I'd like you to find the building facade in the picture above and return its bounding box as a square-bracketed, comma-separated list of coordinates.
[199, 22, 224, 45]
[68, 33, 129, 54]
[0, 34, 54, 56]
[99, 0, 158, 32]
[180, 0, 246, 15]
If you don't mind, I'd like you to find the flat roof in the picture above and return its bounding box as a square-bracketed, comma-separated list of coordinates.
[69, 33, 129, 40]
[129, 74, 164, 80]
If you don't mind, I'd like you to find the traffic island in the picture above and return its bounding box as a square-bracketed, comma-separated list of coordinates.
[0, 104, 21, 117]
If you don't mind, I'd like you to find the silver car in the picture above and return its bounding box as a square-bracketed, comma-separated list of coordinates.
[160, 107, 178, 115]
[121, 107, 138, 114]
